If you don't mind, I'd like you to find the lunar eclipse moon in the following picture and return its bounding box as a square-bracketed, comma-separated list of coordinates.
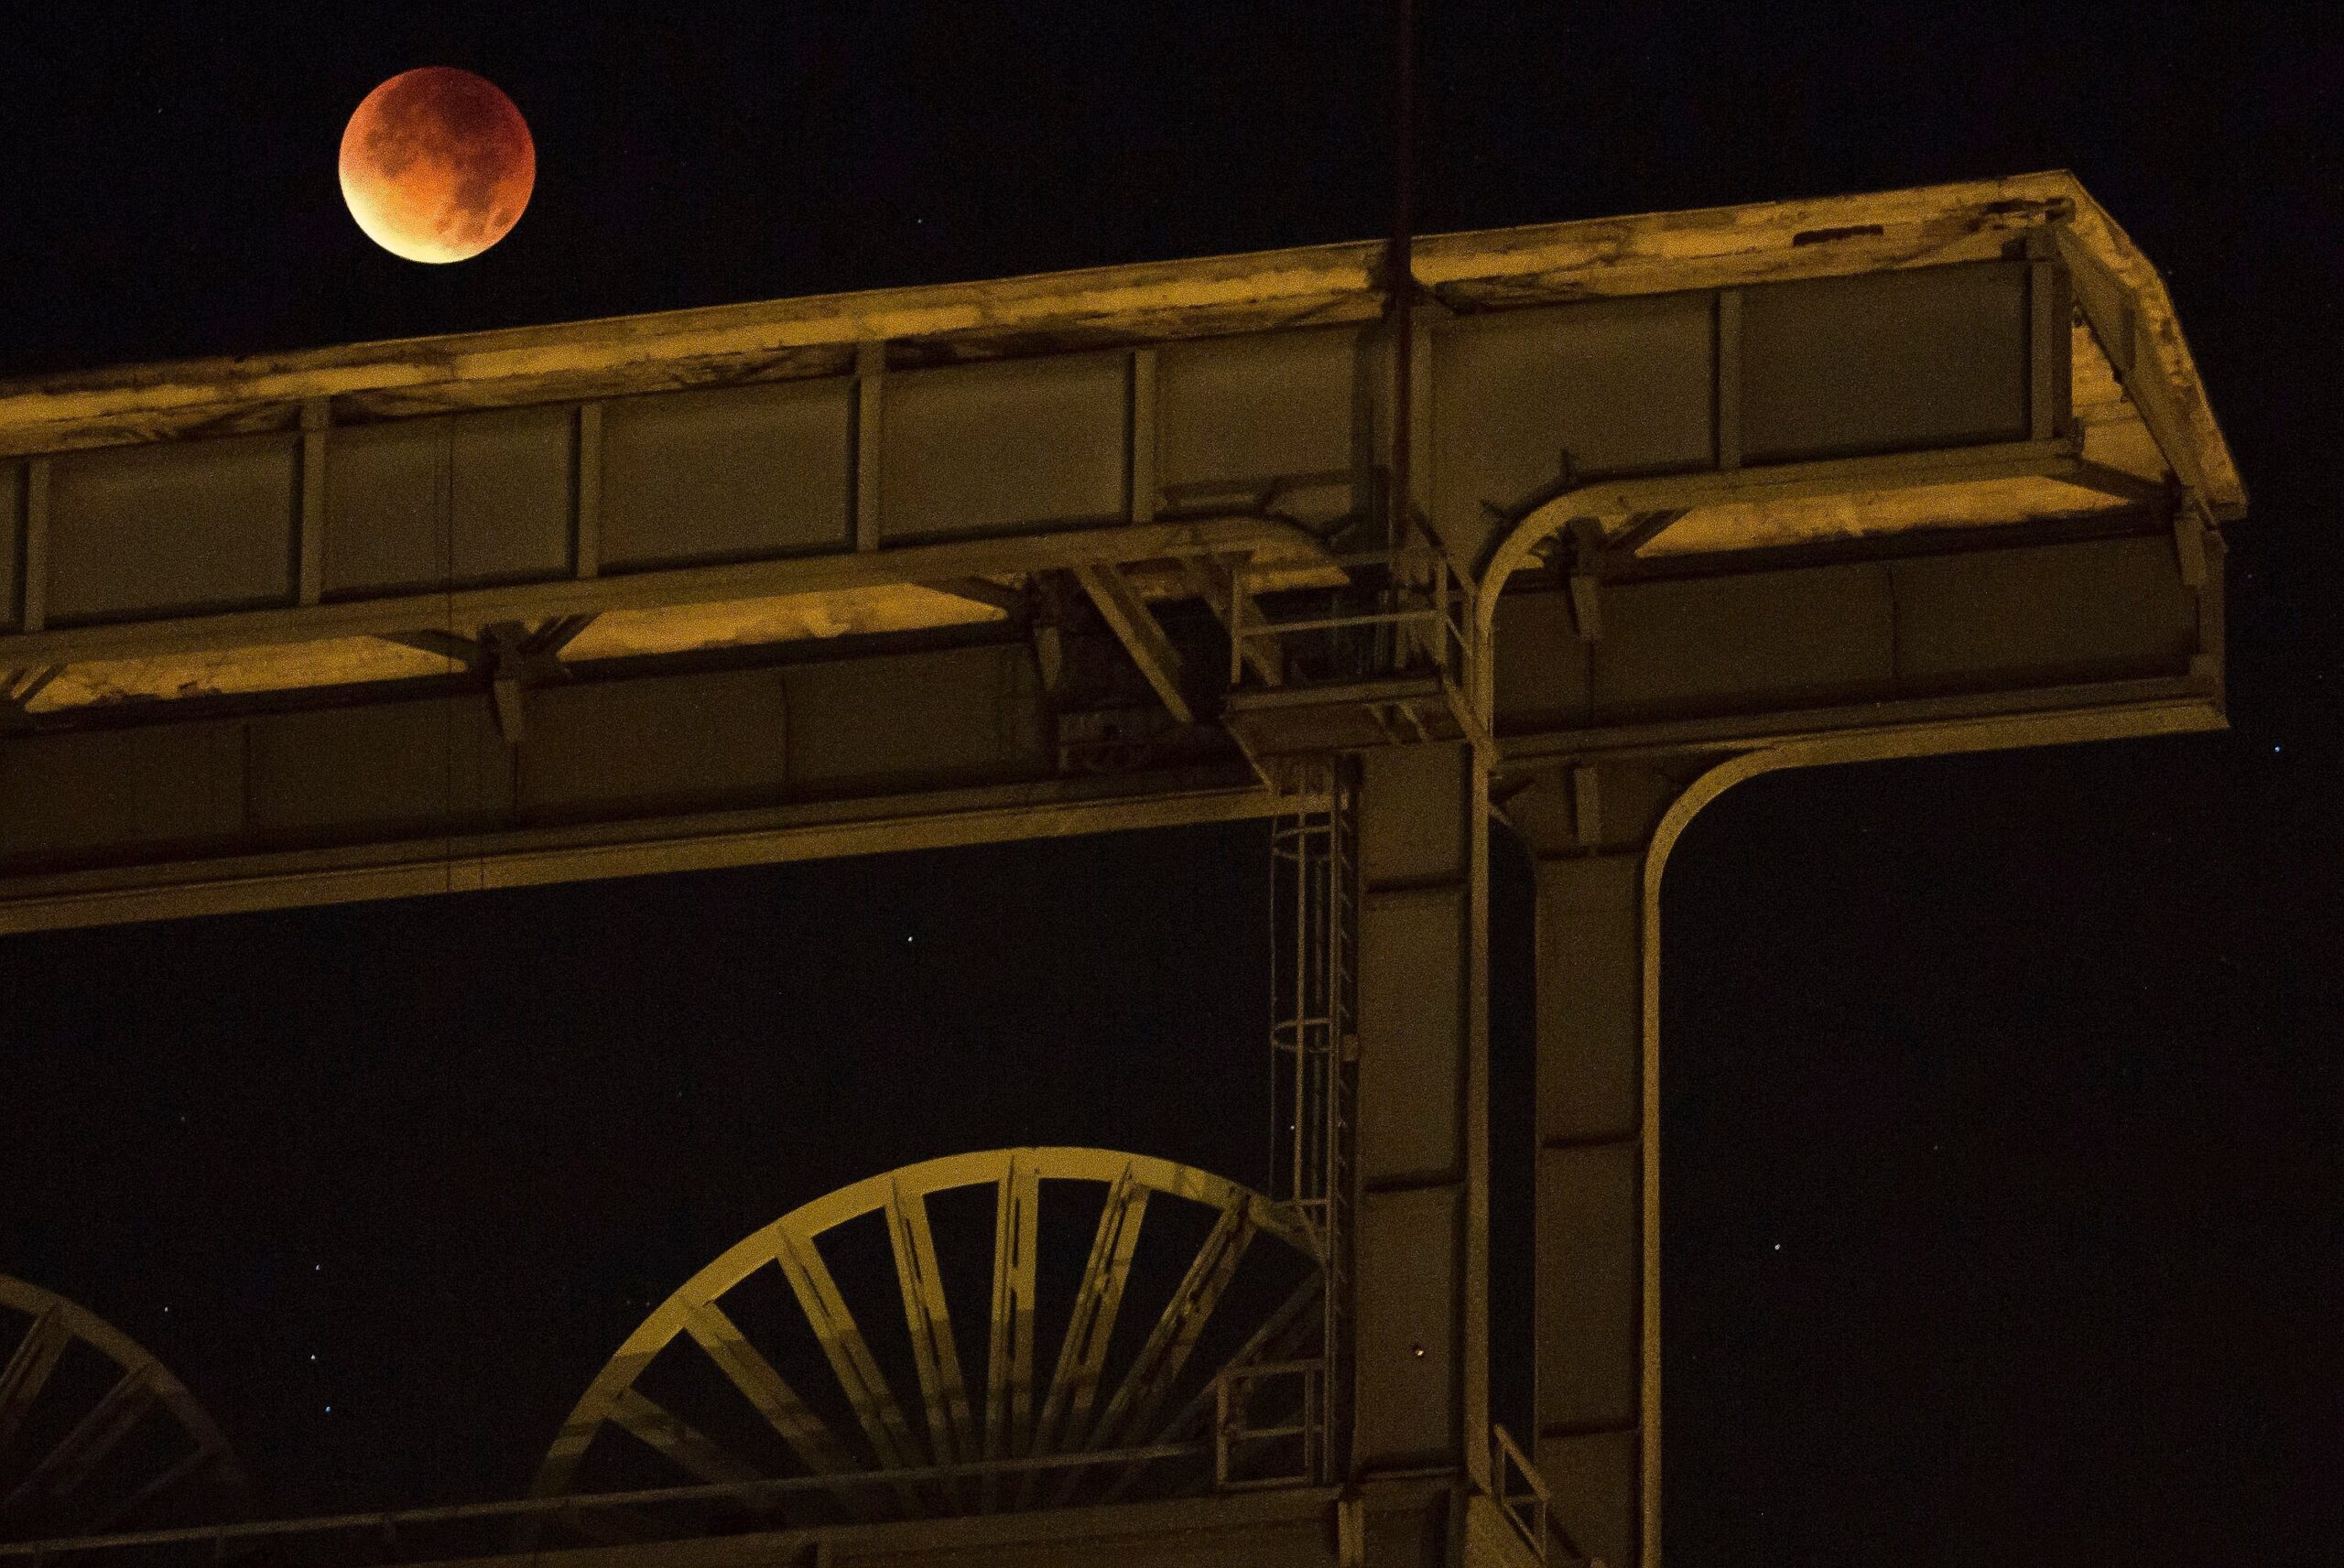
[339, 68, 534, 264]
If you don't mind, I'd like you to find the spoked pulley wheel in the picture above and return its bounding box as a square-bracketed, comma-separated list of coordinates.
[0, 1276, 250, 1543]
[533, 1149, 1323, 1535]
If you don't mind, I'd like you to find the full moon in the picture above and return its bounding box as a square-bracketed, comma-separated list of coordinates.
[340, 68, 534, 264]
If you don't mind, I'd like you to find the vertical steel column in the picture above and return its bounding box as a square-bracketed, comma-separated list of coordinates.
[1348, 741, 1489, 1487]
[1533, 848, 1643, 1568]
[1508, 759, 1702, 1568]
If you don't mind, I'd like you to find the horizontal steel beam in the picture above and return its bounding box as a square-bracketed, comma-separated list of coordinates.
[0, 177, 2104, 456]
[0, 770, 1313, 937]
[0, 1477, 1484, 1568]
[1498, 676, 2220, 771]
[1509, 436, 2083, 546]
[0, 514, 1317, 668]
[0, 515, 2219, 935]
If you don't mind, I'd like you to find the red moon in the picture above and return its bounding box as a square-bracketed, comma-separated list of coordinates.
[340, 68, 534, 264]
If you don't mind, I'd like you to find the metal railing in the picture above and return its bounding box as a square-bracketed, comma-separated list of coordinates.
[0, 1445, 1220, 1565]
[1491, 1423, 1553, 1563]
[1226, 546, 1471, 688]
[1212, 1360, 1325, 1492]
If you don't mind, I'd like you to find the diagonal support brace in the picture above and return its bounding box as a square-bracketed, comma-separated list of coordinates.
[1071, 562, 1194, 725]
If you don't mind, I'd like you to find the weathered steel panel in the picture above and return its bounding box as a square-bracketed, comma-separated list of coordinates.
[323, 409, 577, 592]
[0, 640, 1059, 878]
[1538, 1426, 1636, 1568]
[1352, 741, 1478, 1478]
[1536, 1142, 1637, 1432]
[1593, 561, 1896, 721]
[447, 406, 578, 585]
[1892, 533, 2197, 686]
[1157, 326, 1362, 526]
[246, 701, 511, 843]
[1357, 886, 1466, 1185]
[1433, 293, 1716, 552]
[599, 381, 853, 569]
[784, 643, 1049, 793]
[1536, 853, 1641, 1146]
[1491, 590, 1593, 732]
[1366, 1498, 1452, 1568]
[1354, 1184, 1461, 1469]
[1526, 839, 1647, 1568]
[1358, 744, 1471, 886]
[881, 353, 1127, 541]
[47, 434, 296, 622]
[518, 668, 790, 819]
[0, 720, 248, 866]
[322, 418, 450, 596]
[1741, 261, 2031, 462]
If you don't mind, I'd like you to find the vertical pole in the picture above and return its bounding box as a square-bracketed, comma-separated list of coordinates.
[20, 459, 48, 634]
[298, 398, 329, 606]
[1129, 348, 1158, 527]
[1389, 0, 1415, 540]
[1714, 290, 1744, 475]
[1385, 0, 1417, 554]
[2027, 240, 2073, 442]
[1463, 740, 1492, 1489]
[855, 342, 885, 553]
[574, 402, 603, 580]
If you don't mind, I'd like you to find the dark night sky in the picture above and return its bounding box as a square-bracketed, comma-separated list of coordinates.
[0, 4, 2337, 1563]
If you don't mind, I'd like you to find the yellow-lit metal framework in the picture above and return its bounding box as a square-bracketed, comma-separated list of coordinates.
[533, 1151, 1320, 1530]
[0, 170, 2240, 1568]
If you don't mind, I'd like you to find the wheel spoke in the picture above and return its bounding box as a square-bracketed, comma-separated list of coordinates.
[1083, 1195, 1259, 1460]
[605, 1386, 762, 1487]
[681, 1300, 854, 1476]
[539, 1151, 1319, 1532]
[1031, 1165, 1149, 1463]
[3, 1367, 157, 1520]
[82, 1443, 222, 1537]
[981, 1152, 1040, 1512]
[885, 1177, 977, 1473]
[0, 1279, 249, 1542]
[0, 1304, 71, 1457]
[773, 1226, 919, 1473]
[1101, 1274, 1320, 1502]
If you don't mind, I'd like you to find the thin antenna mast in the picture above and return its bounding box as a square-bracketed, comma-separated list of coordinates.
[1385, 0, 1416, 551]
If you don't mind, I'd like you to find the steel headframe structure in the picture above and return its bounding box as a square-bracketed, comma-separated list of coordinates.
[0, 172, 2241, 1568]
